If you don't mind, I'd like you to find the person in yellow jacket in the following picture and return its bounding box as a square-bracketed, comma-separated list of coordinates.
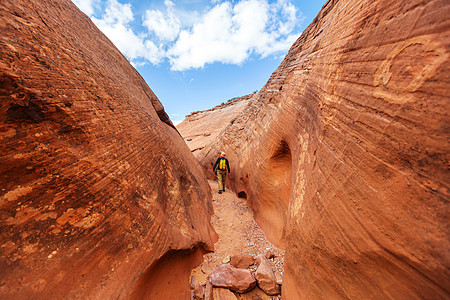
[213, 152, 231, 194]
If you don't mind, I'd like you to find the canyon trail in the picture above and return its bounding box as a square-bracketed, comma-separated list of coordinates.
[1, 0, 449, 299]
[190, 181, 284, 298]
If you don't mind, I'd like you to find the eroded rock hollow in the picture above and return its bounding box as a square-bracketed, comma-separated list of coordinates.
[0, 0, 216, 298]
[195, 0, 450, 298]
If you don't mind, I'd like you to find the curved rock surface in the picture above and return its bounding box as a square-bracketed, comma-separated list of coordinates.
[197, 0, 450, 298]
[0, 0, 216, 299]
[177, 95, 252, 157]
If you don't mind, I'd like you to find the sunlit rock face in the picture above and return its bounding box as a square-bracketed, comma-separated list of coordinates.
[198, 0, 450, 298]
[177, 95, 252, 158]
[0, 0, 216, 298]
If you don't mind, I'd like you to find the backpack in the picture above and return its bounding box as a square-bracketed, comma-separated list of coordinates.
[218, 158, 227, 170]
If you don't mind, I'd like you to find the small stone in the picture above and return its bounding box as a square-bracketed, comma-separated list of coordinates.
[201, 266, 207, 274]
[204, 282, 213, 300]
[255, 255, 264, 266]
[265, 249, 275, 259]
[190, 276, 195, 290]
[191, 283, 204, 300]
[222, 255, 231, 263]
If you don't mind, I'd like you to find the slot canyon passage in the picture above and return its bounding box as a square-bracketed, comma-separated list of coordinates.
[0, 0, 449, 299]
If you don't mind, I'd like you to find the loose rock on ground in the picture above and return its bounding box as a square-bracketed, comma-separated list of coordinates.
[191, 181, 284, 299]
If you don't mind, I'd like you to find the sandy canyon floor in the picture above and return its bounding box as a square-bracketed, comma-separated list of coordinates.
[191, 181, 285, 287]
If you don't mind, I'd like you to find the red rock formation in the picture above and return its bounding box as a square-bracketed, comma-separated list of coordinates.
[198, 0, 450, 298]
[177, 94, 252, 157]
[212, 288, 239, 300]
[209, 264, 257, 293]
[0, 0, 216, 299]
[254, 255, 280, 295]
[192, 283, 205, 300]
[235, 287, 277, 300]
[230, 254, 255, 269]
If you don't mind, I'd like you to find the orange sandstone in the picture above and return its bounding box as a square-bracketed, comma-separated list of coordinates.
[0, 0, 216, 299]
[195, 0, 450, 298]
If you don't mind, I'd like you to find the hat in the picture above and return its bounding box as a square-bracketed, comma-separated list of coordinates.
[221, 152, 226, 156]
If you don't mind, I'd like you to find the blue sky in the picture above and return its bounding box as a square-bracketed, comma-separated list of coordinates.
[72, 0, 326, 124]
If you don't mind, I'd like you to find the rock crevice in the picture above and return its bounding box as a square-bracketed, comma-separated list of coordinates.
[0, 0, 216, 299]
[190, 0, 449, 298]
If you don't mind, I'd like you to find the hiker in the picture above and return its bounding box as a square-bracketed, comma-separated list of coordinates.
[213, 152, 231, 194]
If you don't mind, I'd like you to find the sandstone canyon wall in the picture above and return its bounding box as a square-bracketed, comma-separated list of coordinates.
[198, 0, 450, 298]
[177, 95, 252, 158]
[0, 0, 216, 299]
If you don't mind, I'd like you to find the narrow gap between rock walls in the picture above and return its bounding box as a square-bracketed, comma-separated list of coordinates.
[189, 180, 285, 299]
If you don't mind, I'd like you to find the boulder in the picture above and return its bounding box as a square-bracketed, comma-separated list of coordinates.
[254, 256, 280, 295]
[234, 286, 272, 300]
[209, 264, 256, 293]
[230, 254, 255, 269]
[212, 288, 239, 300]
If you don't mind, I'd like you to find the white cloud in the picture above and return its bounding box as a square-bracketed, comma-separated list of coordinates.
[72, 0, 98, 16]
[166, 0, 302, 70]
[143, 0, 181, 42]
[73, 0, 303, 71]
[91, 0, 165, 65]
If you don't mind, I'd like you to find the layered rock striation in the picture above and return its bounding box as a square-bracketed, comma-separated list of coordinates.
[0, 0, 216, 298]
[197, 0, 450, 298]
[177, 94, 252, 157]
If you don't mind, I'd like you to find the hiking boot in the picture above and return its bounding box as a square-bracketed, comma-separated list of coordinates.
[218, 190, 222, 194]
